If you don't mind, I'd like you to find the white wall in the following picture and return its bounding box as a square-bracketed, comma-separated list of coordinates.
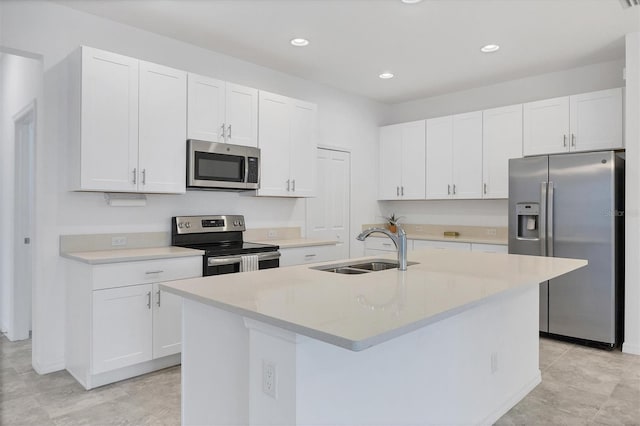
[624, 33, 640, 356]
[0, 1, 388, 372]
[0, 53, 42, 339]
[381, 59, 625, 228]
[386, 59, 624, 124]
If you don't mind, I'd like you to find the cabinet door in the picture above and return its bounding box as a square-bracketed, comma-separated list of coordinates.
[152, 283, 182, 358]
[401, 120, 426, 199]
[379, 125, 403, 200]
[258, 91, 292, 196]
[482, 105, 523, 199]
[80, 47, 138, 191]
[523, 96, 569, 156]
[569, 88, 623, 152]
[413, 240, 471, 251]
[452, 112, 482, 199]
[289, 100, 317, 197]
[426, 116, 453, 199]
[138, 61, 187, 193]
[225, 83, 258, 147]
[187, 73, 226, 143]
[92, 284, 153, 374]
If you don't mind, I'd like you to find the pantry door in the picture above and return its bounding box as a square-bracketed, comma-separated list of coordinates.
[306, 148, 350, 259]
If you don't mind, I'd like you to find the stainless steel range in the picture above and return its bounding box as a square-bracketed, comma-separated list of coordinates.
[171, 215, 280, 276]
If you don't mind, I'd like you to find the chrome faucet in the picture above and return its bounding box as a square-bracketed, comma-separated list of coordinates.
[356, 225, 408, 271]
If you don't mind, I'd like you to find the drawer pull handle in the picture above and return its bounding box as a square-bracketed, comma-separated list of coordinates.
[145, 270, 164, 275]
[304, 254, 317, 257]
[382, 243, 393, 247]
[156, 290, 161, 307]
[146, 291, 151, 309]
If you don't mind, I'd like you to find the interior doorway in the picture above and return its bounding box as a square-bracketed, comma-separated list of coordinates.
[306, 147, 351, 259]
[12, 102, 36, 340]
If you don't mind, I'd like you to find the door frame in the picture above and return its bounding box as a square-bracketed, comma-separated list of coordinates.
[11, 100, 37, 341]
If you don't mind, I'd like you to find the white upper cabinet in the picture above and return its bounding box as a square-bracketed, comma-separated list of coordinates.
[187, 74, 225, 142]
[379, 125, 403, 199]
[379, 120, 426, 200]
[258, 91, 317, 197]
[187, 73, 258, 147]
[523, 96, 569, 156]
[426, 112, 482, 199]
[71, 46, 187, 194]
[569, 88, 623, 152]
[452, 111, 483, 199]
[78, 47, 139, 192]
[482, 104, 523, 199]
[524, 88, 622, 156]
[138, 61, 187, 194]
[426, 116, 453, 199]
[225, 83, 259, 147]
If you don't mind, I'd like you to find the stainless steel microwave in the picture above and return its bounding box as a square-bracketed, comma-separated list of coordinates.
[187, 140, 260, 190]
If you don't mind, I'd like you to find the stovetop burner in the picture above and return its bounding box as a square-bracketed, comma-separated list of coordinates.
[181, 241, 279, 257]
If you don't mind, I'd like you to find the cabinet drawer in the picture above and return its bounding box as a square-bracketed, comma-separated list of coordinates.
[471, 243, 508, 253]
[92, 256, 202, 290]
[280, 245, 337, 267]
[413, 240, 471, 251]
[364, 238, 399, 252]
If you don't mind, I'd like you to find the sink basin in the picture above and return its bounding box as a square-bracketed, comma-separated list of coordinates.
[311, 259, 418, 274]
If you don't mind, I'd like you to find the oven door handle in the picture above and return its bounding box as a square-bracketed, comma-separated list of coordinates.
[207, 251, 281, 267]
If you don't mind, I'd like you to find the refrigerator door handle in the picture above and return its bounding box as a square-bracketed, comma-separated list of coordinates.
[547, 181, 554, 257]
[540, 182, 548, 257]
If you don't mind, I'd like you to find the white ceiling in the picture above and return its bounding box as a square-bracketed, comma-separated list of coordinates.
[57, 0, 639, 104]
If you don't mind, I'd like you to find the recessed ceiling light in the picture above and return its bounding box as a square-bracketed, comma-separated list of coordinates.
[401, 0, 423, 3]
[379, 72, 395, 79]
[481, 44, 500, 53]
[290, 38, 310, 47]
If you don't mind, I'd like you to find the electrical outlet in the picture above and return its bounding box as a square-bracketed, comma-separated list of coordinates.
[491, 352, 498, 374]
[267, 230, 278, 238]
[262, 360, 277, 398]
[486, 228, 497, 236]
[111, 236, 127, 247]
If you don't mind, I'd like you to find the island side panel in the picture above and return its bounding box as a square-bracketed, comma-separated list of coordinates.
[246, 284, 540, 425]
[181, 298, 250, 426]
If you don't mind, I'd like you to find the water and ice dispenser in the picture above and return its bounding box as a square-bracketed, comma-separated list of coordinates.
[516, 203, 540, 240]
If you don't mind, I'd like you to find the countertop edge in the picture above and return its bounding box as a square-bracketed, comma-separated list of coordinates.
[370, 235, 508, 245]
[61, 247, 205, 265]
[253, 239, 339, 249]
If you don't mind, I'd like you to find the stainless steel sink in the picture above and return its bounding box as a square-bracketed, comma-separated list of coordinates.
[311, 259, 418, 274]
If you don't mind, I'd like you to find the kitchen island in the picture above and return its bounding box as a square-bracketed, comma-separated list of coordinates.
[161, 249, 586, 426]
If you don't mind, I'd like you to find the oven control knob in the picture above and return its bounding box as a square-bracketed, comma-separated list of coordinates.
[239, 221, 243, 226]
[234, 220, 240, 226]
[185, 222, 191, 228]
[178, 222, 184, 229]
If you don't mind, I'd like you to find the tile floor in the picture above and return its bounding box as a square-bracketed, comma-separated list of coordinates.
[1, 335, 639, 425]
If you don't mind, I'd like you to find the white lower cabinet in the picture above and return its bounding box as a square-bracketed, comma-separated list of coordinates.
[470, 243, 508, 253]
[92, 284, 153, 374]
[363, 237, 414, 257]
[413, 240, 471, 251]
[279, 245, 339, 267]
[66, 256, 202, 389]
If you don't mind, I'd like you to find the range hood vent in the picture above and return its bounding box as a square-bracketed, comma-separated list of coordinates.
[620, 0, 639, 8]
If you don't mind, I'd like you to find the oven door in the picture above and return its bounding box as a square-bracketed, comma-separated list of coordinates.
[205, 252, 280, 276]
[187, 140, 260, 190]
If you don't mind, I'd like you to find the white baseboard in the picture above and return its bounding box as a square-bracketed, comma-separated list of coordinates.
[32, 358, 65, 375]
[622, 341, 640, 355]
[478, 370, 542, 426]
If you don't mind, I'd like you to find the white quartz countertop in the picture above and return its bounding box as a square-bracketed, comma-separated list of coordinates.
[161, 250, 586, 351]
[62, 246, 205, 264]
[253, 238, 339, 249]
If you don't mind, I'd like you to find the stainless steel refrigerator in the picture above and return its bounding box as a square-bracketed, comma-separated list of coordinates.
[508, 151, 624, 347]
